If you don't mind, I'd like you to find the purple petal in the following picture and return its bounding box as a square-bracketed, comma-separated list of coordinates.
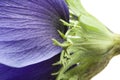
[0, 54, 60, 80]
[0, 0, 69, 67]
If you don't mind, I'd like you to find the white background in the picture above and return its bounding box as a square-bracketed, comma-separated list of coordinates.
[81, 0, 120, 80]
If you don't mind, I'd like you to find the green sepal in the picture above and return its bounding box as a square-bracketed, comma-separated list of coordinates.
[53, 0, 120, 80]
[65, 0, 113, 38]
[65, 0, 88, 16]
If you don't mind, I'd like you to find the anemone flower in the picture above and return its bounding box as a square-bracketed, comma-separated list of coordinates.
[0, 0, 69, 80]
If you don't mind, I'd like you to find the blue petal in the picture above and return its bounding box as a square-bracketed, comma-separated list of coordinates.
[0, 0, 69, 67]
[0, 54, 60, 80]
